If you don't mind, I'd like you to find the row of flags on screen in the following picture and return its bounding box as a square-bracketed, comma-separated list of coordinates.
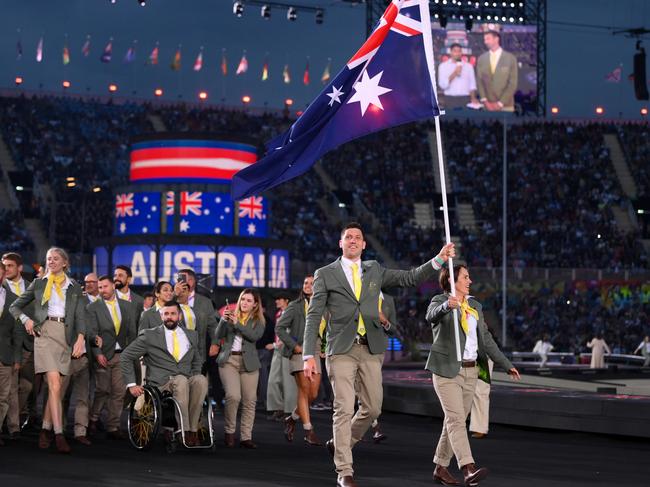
[18, 34, 331, 84]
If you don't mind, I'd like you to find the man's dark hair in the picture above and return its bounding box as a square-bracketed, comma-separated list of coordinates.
[0, 261, 5, 272]
[439, 264, 468, 294]
[1, 252, 23, 266]
[178, 268, 197, 280]
[98, 275, 113, 283]
[143, 292, 155, 300]
[449, 43, 462, 50]
[485, 30, 501, 41]
[340, 222, 364, 238]
[162, 299, 182, 312]
[114, 264, 133, 278]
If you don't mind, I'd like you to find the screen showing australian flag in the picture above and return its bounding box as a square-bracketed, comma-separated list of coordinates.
[177, 191, 234, 236]
[115, 192, 161, 235]
[238, 196, 268, 237]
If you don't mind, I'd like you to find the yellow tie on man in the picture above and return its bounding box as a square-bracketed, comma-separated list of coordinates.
[489, 50, 498, 74]
[172, 329, 181, 361]
[182, 304, 195, 330]
[459, 299, 479, 335]
[108, 299, 121, 335]
[12, 281, 22, 296]
[42, 273, 66, 305]
[351, 263, 366, 336]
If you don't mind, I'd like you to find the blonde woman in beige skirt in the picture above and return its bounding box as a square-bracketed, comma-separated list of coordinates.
[10, 247, 86, 453]
[215, 288, 265, 449]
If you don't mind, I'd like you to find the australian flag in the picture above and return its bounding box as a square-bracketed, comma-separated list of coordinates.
[231, 0, 440, 200]
[238, 196, 268, 237]
[115, 192, 161, 235]
[177, 191, 234, 236]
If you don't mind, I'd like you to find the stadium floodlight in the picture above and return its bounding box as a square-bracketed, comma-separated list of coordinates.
[261, 4, 271, 19]
[199, 91, 208, 100]
[242, 95, 252, 104]
[315, 8, 324, 24]
[287, 6, 297, 21]
[137, 0, 146, 6]
[108, 83, 118, 93]
[233, 1, 244, 17]
[62, 80, 71, 89]
[15, 76, 23, 85]
[154, 88, 163, 97]
[641, 107, 648, 116]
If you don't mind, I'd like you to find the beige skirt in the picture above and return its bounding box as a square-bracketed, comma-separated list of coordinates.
[289, 351, 322, 375]
[34, 320, 71, 376]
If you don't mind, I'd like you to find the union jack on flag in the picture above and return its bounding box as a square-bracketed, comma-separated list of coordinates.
[231, 0, 440, 200]
[238, 196, 264, 219]
[238, 196, 267, 237]
[180, 192, 203, 216]
[115, 193, 134, 217]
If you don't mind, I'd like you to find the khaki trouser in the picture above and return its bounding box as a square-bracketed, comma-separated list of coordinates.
[266, 347, 297, 413]
[327, 344, 384, 478]
[219, 354, 259, 441]
[6, 350, 35, 432]
[61, 355, 91, 437]
[433, 367, 479, 468]
[0, 362, 13, 428]
[469, 360, 493, 435]
[160, 374, 208, 432]
[90, 353, 126, 432]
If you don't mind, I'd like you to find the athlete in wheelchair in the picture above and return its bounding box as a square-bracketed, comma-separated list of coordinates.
[119, 300, 213, 451]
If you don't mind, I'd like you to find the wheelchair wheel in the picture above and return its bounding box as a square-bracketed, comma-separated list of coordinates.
[127, 385, 162, 450]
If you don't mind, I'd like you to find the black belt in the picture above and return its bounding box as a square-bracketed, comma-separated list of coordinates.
[231, 351, 243, 355]
[461, 360, 476, 368]
[48, 316, 65, 323]
[353, 335, 368, 346]
[114, 349, 123, 354]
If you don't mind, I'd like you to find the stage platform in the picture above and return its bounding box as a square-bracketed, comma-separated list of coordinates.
[382, 364, 650, 439]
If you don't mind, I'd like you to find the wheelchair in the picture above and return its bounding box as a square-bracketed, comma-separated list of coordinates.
[127, 384, 215, 453]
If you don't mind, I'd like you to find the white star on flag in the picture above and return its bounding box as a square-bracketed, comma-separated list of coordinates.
[247, 223, 257, 235]
[347, 70, 392, 116]
[214, 227, 221, 234]
[142, 227, 148, 234]
[119, 222, 126, 234]
[327, 85, 344, 107]
[180, 220, 190, 232]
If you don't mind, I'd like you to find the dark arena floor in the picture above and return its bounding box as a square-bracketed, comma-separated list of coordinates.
[2, 408, 648, 487]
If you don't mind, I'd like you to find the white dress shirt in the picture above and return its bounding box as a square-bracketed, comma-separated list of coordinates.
[462, 304, 478, 361]
[116, 289, 133, 302]
[188, 291, 195, 308]
[0, 286, 6, 313]
[87, 294, 100, 303]
[164, 325, 190, 360]
[438, 59, 477, 96]
[46, 275, 71, 318]
[231, 334, 243, 352]
[104, 297, 123, 350]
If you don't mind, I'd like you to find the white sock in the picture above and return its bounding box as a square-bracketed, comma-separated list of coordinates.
[372, 419, 379, 428]
[42, 421, 53, 431]
[303, 423, 312, 430]
[291, 411, 300, 421]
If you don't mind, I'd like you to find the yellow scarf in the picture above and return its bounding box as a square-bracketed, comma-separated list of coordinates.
[459, 299, 479, 335]
[238, 312, 250, 326]
[42, 273, 66, 305]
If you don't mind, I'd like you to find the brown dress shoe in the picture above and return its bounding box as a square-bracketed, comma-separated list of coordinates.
[224, 432, 236, 448]
[38, 429, 53, 449]
[239, 439, 257, 449]
[304, 429, 323, 446]
[372, 424, 387, 443]
[470, 432, 486, 439]
[284, 415, 296, 442]
[185, 431, 198, 447]
[55, 434, 71, 454]
[433, 465, 461, 486]
[326, 438, 335, 457]
[337, 475, 358, 487]
[74, 436, 92, 446]
[461, 463, 489, 486]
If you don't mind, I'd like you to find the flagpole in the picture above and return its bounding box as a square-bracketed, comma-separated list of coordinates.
[420, 0, 462, 362]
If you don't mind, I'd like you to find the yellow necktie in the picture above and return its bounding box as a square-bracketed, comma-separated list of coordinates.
[459, 299, 479, 335]
[12, 281, 22, 296]
[490, 51, 497, 74]
[172, 330, 181, 361]
[182, 304, 195, 330]
[108, 300, 120, 335]
[351, 263, 365, 336]
[42, 273, 66, 305]
[378, 295, 383, 314]
[319, 318, 327, 339]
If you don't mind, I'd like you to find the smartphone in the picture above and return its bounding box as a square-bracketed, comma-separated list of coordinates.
[177, 273, 186, 284]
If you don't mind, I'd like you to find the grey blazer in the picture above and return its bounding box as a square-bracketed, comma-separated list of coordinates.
[424, 294, 513, 382]
[87, 298, 137, 361]
[276, 298, 309, 358]
[138, 306, 163, 332]
[179, 306, 212, 364]
[9, 276, 86, 346]
[380, 294, 399, 339]
[0, 292, 21, 366]
[215, 317, 264, 372]
[304, 258, 436, 356]
[3, 279, 34, 352]
[476, 49, 518, 109]
[191, 293, 219, 347]
[120, 325, 202, 388]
